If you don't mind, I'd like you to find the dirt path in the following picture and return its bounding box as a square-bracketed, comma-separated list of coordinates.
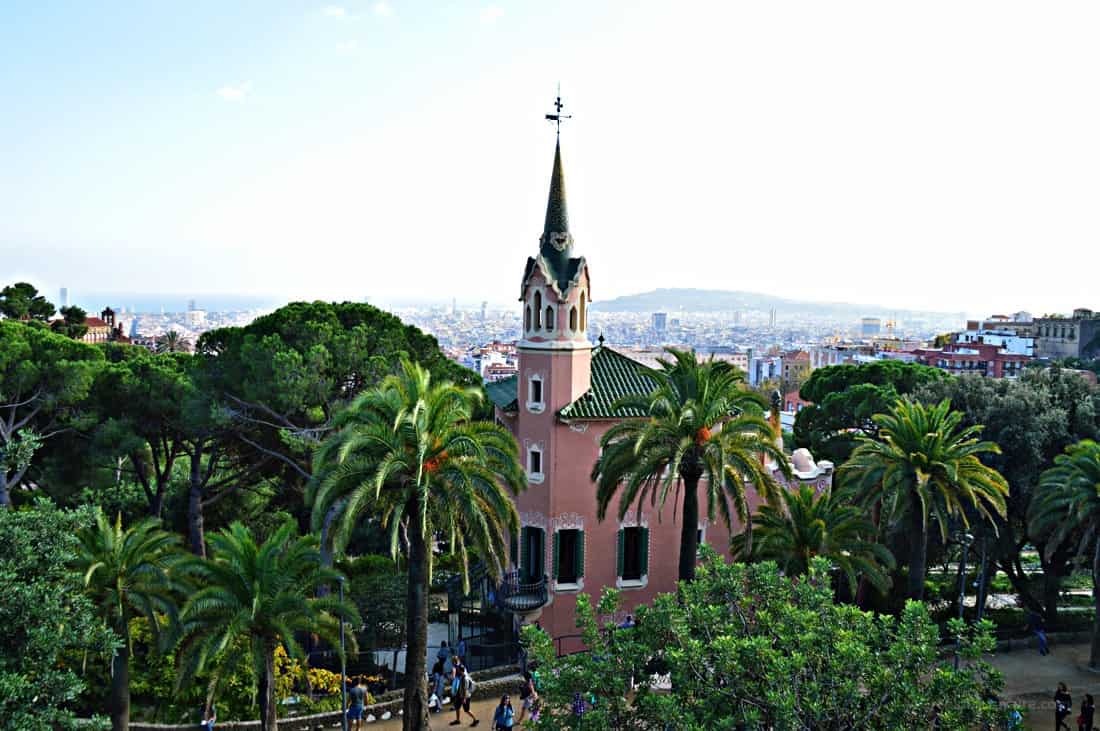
[991, 641, 1100, 730]
[367, 695, 525, 730]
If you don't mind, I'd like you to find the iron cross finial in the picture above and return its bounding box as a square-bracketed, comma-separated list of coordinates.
[545, 84, 571, 135]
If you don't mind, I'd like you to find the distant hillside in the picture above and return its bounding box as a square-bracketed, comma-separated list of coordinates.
[591, 288, 960, 320]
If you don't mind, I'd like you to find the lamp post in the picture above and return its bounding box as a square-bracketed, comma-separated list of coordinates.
[339, 577, 348, 731]
[953, 531, 974, 671]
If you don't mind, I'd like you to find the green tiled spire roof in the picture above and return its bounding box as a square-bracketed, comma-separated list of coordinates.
[537, 138, 578, 293]
[559, 346, 658, 420]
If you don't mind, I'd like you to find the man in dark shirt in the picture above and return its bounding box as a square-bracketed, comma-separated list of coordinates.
[347, 677, 368, 731]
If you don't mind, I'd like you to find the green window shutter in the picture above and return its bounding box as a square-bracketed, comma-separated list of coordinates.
[577, 530, 585, 578]
[551, 530, 559, 580]
[519, 527, 528, 577]
[640, 527, 649, 576]
[537, 528, 545, 579]
[616, 529, 624, 577]
[510, 531, 519, 569]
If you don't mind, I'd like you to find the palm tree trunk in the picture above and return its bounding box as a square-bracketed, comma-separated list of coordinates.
[908, 511, 928, 600]
[109, 635, 130, 731]
[855, 499, 883, 608]
[403, 496, 430, 731]
[1090, 539, 1100, 669]
[188, 452, 206, 557]
[679, 476, 700, 582]
[258, 642, 278, 731]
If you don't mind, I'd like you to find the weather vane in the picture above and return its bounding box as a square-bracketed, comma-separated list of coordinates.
[545, 83, 571, 135]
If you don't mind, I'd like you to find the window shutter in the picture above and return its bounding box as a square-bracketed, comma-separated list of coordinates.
[576, 530, 585, 578]
[640, 527, 649, 576]
[616, 529, 624, 577]
[535, 528, 545, 580]
[510, 531, 519, 569]
[551, 530, 559, 580]
[519, 527, 529, 578]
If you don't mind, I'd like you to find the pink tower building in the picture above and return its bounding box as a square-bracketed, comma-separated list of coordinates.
[487, 127, 834, 649]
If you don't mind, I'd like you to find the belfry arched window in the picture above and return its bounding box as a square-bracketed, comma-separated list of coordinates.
[545, 306, 554, 332]
[579, 292, 587, 331]
[534, 291, 542, 330]
[569, 306, 578, 331]
[524, 306, 531, 332]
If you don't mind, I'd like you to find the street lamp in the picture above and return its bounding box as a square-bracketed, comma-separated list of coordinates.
[952, 531, 974, 671]
[339, 577, 348, 731]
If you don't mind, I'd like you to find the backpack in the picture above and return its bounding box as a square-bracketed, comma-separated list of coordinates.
[463, 673, 476, 697]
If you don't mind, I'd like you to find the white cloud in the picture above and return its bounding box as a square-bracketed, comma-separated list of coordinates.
[322, 5, 347, 17]
[373, 1, 393, 18]
[336, 40, 358, 55]
[216, 82, 252, 102]
[480, 6, 503, 25]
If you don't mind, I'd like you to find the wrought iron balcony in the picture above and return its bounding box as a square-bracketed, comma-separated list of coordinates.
[497, 570, 549, 613]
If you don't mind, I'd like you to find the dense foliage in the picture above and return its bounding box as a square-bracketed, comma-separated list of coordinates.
[523, 552, 1009, 730]
[0, 502, 115, 730]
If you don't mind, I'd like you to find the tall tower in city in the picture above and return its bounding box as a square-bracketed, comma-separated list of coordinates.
[481, 300, 488, 323]
[59, 287, 69, 308]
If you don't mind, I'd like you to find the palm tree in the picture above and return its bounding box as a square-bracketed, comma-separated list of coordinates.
[592, 348, 788, 583]
[731, 483, 895, 596]
[841, 398, 1008, 600]
[175, 519, 357, 731]
[157, 330, 189, 353]
[308, 357, 525, 730]
[1029, 440, 1100, 668]
[73, 511, 184, 731]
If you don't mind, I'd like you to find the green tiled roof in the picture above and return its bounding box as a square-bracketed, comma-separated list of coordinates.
[486, 374, 518, 412]
[559, 346, 657, 420]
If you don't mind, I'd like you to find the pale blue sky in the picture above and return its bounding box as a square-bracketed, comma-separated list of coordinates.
[3, 1, 1099, 315]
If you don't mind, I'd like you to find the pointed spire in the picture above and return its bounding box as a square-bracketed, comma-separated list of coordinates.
[539, 137, 574, 276]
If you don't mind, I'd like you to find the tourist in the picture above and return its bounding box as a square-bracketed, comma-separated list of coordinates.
[492, 694, 515, 730]
[199, 704, 215, 731]
[438, 640, 451, 664]
[1056, 682, 1073, 731]
[1029, 611, 1050, 656]
[430, 657, 446, 713]
[457, 637, 468, 664]
[516, 670, 538, 725]
[1079, 693, 1095, 731]
[347, 676, 368, 731]
[450, 664, 479, 727]
[618, 614, 635, 629]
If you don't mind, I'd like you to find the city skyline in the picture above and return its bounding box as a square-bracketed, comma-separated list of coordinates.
[3, 2, 1099, 314]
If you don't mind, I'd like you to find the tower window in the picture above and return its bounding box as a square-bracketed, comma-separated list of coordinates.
[545, 305, 554, 332]
[534, 292, 542, 329]
[579, 292, 587, 331]
[570, 306, 578, 331]
[527, 375, 544, 413]
[527, 446, 543, 482]
[524, 306, 531, 331]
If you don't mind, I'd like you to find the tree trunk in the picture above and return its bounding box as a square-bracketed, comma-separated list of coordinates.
[908, 511, 928, 601]
[1090, 539, 1100, 669]
[679, 476, 701, 582]
[855, 499, 883, 608]
[188, 450, 206, 557]
[1043, 568, 1062, 627]
[403, 496, 430, 731]
[109, 635, 130, 731]
[0, 477, 10, 509]
[149, 484, 166, 519]
[258, 643, 278, 731]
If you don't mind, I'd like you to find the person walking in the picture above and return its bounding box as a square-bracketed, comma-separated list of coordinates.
[437, 640, 451, 664]
[516, 671, 537, 725]
[1029, 611, 1050, 656]
[346, 676, 368, 731]
[199, 704, 216, 731]
[1055, 682, 1073, 731]
[1079, 693, 1095, 731]
[450, 665, 479, 727]
[492, 694, 515, 730]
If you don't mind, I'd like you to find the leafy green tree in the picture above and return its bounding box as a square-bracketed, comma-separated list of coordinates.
[74, 511, 185, 731]
[794, 360, 947, 465]
[0, 281, 56, 321]
[1029, 440, 1100, 668]
[52, 305, 89, 339]
[731, 483, 895, 596]
[916, 370, 1100, 621]
[0, 501, 116, 730]
[841, 399, 1009, 599]
[91, 350, 193, 517]
[310, 358, 523, 730]
[522, 552, 1008, 730]
[176, 519, 357, 731]
[592, 348, 787, 581]
[198, 301, 483, 532]
[0, 320, 104, 506]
